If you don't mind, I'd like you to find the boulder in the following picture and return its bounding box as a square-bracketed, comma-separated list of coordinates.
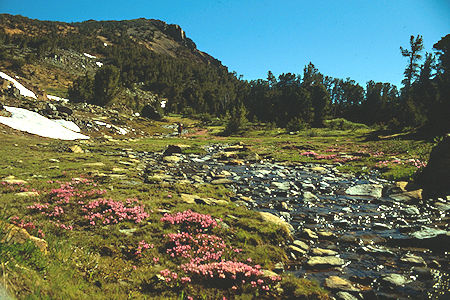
[324, 276, 360, 292]
[259, 211, 294, 237]
[0, 221, 47, 254]
[381, 274, 410, 286]
[211, 178, 233, 185]
[311, 247, 338, 256]
[415, 133, 450, 199]
[163, 156, 181, 163]
[163, 144, 185, 156]
[15, 191, 39, 197]
[345, 184, 383, 198]
[306, 256, 345, 268]
[69, 145, 84, 153]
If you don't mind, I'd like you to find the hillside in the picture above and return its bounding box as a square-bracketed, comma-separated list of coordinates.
[0, 14, 240, 116]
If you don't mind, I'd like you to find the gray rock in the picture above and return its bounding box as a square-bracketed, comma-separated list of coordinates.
[324, 276, 360, 292]
[336, 291, 358, 300]
[211, 178, 233, 185]
[400, 253, 426, 266]
[293, 240, 310, 251]
[163, 156, 181, 163]
[303, 191, 319, 201]
[303, 228, 318, 239]
[272, 181, 290, 190]
[345, 184, 383, 198]
[306, 256, 345, 267]
[382, 273, 410, 286]
[410, 227, 448, 240]
[311, 248, 338, 256]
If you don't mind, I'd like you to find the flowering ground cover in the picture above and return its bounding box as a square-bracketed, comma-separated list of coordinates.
[0, 119, 436, 299]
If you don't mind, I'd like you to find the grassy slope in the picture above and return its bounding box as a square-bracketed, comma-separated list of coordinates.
[0, 117, 434, 299]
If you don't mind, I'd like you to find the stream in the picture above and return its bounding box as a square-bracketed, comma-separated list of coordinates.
[139, 144, 449, 299]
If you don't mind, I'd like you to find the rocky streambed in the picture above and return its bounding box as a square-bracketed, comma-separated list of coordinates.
[138, 144, 449, 299]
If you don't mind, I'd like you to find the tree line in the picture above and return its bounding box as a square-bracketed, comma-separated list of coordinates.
[0, 14, 448, 135]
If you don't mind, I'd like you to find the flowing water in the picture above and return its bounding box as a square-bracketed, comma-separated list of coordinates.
[140, 144, 449, 299]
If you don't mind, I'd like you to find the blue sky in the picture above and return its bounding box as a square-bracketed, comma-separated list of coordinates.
[1, 0, 449, 87]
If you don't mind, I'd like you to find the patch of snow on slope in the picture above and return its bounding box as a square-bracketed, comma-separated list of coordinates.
[83, 53, 96, 59]
[0, 106, 89, 140]
[0, 72, 37, 99]
[47, 95, 69, 103]
[96, 62, 103, 67]
[52, 119, 81, 132]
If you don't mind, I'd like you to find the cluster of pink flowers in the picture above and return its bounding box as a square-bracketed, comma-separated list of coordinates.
[135, 240, 154, 257]
[48, 178, 106, 205]
[375, 158, 427, 169]
[165, 232, 234, 263]
[299, 151, 319, 157]
[333, 156, 361, 163]
[161, 210, 219, 232]
[158, 210, 281, 294]
[1, 181, 39, 194]
[160, 269, 182, 283]
[24, 178, 149, 231]
[300, 150, 360, 163]
[82, 198, 149, 225]
[10, 216, 45, 238]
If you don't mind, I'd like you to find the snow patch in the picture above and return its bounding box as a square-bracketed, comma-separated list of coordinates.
[96, 62, 103, 67]
[52, 119, 81, 133]
[0, 72, 37, 99]
[161, 100, 167, 108]
[47, 95, 69, 103]
[83, 53, 96, 59]
[0, 106, 89, 140]
[94, 120, 128, 135]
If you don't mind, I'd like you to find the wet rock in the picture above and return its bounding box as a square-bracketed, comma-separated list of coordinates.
[293, 240, 310, 251]
[372, 223, 392, 230]
[324, 276, 360, 292]
[400, 253, 426, 266]
[381, 273, 410, 286]
[402, 206, 420, 215]
[317, 231, 335, 239]
[390, 190, 422, 201]
[336, 291, 358, 300]
[303, 228, 318, 239]
[360, 245, 394, 255]
[306, 256, 345, 268]
[410, 227, 448, 241]
[311, 166, 327, 173]
[163, 155, 181, 163]
[311, 247, 338, 256]
[345, 184, 383, 198]
[272, 181, 290, 190]
[303, 191, 319, 201]
[288, 245, 307, 255]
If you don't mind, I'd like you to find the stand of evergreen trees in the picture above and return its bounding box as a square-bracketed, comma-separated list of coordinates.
[0, 14, 448, 135]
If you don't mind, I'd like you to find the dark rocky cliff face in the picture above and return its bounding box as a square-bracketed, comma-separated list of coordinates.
[415, 133, 450, 199]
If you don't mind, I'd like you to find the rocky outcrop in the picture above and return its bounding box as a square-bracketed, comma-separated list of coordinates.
[415, 133, 450, 199]
[1, 221, 48, 254]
